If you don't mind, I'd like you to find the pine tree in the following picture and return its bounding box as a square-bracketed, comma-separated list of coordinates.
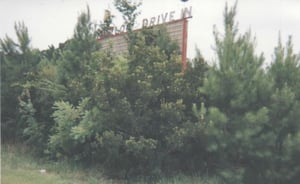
[267, 37, 300, 183]
[56, 6, 101, 104]
[1, 22, 41, 141]
[201, 3, 275, 183]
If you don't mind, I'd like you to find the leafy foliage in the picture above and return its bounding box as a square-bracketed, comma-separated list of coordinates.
[1, 2, 299, 183]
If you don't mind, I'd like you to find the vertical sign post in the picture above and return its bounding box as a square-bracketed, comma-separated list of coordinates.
[181, 17, 188, 71]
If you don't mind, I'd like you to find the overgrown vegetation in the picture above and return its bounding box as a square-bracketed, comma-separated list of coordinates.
[1, 1, 299, 183]
[2, 144, 223, 184]
[1, 144, 108, 184]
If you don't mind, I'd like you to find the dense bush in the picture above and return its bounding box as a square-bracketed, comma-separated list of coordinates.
[1, 1, 299, 183]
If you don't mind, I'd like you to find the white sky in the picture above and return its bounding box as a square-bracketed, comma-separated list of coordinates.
[1, 0, 299, 63]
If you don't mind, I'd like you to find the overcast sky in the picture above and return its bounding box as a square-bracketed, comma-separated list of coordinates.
[1, 0, 299, 63]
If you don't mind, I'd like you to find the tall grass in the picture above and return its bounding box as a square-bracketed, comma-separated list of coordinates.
[129, 174, 223, 184]
[1, 144, 223, 184]
[1, 144, 115, 184]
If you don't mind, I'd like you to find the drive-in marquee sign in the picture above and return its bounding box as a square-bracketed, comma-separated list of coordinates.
[98, 6, 192, 70]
